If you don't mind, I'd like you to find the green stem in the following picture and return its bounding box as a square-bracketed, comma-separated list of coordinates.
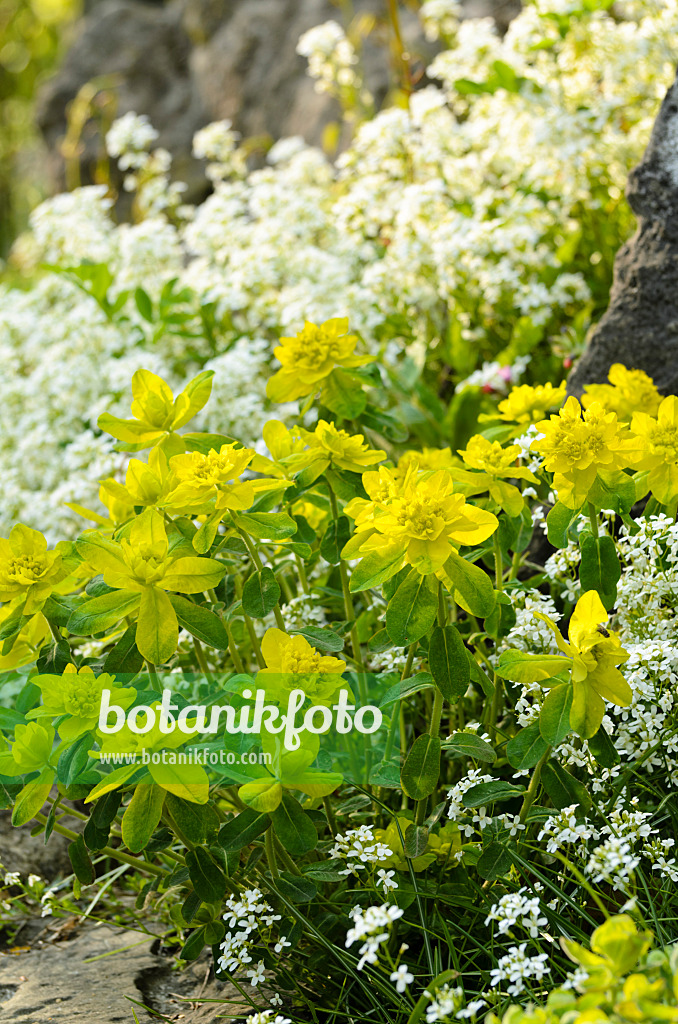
[193, 637, 214, 684]
[295, 554, 310, 595]
[323, 796, 338, 839]
[414, 689, 443, 824]
[227, 627, 245, 674]
[47, 620, 63, 645]
[587, 501, 599, 540]
[144, 660, 161, 693]
[518, 746, 552, 825]
[437, 581, 447, 626]
[243, 613, 265, 669]
[34, 814, 166, 878]
[264, 826, 279, 879]
[493, 530, 504, 592]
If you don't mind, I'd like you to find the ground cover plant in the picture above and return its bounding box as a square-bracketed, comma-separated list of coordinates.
[2, 1, 678, 1021]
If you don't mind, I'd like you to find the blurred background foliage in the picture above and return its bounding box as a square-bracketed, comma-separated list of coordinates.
[0, 0, 80, 258]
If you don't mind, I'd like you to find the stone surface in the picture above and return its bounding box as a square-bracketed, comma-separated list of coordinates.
[0, 809, 77, 883]
[569, 72, 678, 398]
[0, 921, 247, 1023]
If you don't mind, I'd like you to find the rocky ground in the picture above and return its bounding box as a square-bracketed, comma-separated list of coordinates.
[0, 812, 248, 1023]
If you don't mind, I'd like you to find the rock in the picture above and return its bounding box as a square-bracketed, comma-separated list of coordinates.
[0, 809, 76, 883]
[569, 72, 678, 398]
[0, 921, 247, 1023]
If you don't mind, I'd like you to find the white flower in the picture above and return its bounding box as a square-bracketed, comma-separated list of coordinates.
[377, 869, 398, 894]
[246, 960, 266, 987]
[390, 964, 414, 993]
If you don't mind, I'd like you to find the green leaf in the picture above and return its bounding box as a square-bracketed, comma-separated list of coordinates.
[242, 568, 281, 618]
[275, 872, 317, 903]
[164, 793, 220, 846]
[497, 649, 572, 683]
[103, 622, 143, 675]
[321, 368, 367, 419]
[579, 534, 621, 610]
[462, 781, 525, 808]
[539, 682, 573, 745]
[377, 672, 434, 709]
[57, 734, 93, 786]
[122, 784, 166, 853]
[547, 502, 580, 549]
[217, 808, 270, 853]
[403, 823, 429, 859]
[401, 734, 441, 800]
[540, 760, 592, 812]
[477, 841, 512, 881]
[68, 590, 141, 636]
[443, 549, 496, 618]
[270, 797, 318, 856]
[192, 510, 224, 554]
[11, 769, 55, 827]
[69, 834, 96, 885]
[348, 548, 404, 592]
[442, 733, 496, 763]
[385, 570, 438, 647]
[234, 512, 297, 541]
[169, 594, 231, 650]
[506, 723, 549, 770]
[288, 626, 344, 653]
[186, 847, 227, 903]
[180, 927, 207, 962]
[137, 587, 178, 665]
[429, 624, 470, 702]
[320, 516, 351, 564]
[588, 469, 637, 514]
[134, 287, 153, 322]
[0, 605, 27, 642]
[587, 726, 620, 768]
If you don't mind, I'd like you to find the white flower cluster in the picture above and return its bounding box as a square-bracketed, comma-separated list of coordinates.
[330, 824, 394, 876]
[217, 887, 282, 982]
[296, 20, 359, 94]
[484, 888, 548, 938]
[345, 903, 404, 970]
[425, 982, 485, 1022]
[105, 112, 159, 169]
[489, 942, 550, 997]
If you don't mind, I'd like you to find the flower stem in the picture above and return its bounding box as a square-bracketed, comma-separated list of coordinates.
[518, 745, 552, 826]
[145, 660, 161, 693]
[265, 826, 279, 879]
[237, 526, 286, 631]
[193, 637, 214, 684]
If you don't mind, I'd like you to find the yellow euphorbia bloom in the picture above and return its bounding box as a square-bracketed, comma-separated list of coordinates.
[266, 318, 372, 403]
[455, 435, 539, 516]
[165, 443, 256, 512]
[536, 589, 631, 738]
[344, 465, 498, 577]
[98, 368, 213, 454]
[583, 363, 662, 420]
[396, 447, 460, 479]
[630, 394, 678, 504]
[532, 397, 639, 509]
[496, 381, 566, 426]
[259, 628, 347, 703]
[283, 420, 386, 480]
[27, 665, 136, 742]
[0, 524, 74, 614]
[76, 508, 225, 664]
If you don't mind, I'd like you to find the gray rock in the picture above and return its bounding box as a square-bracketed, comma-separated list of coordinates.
[0, 921, 247, 1023]
[0, 808, 76, 883]
[569, 72, 678, 398]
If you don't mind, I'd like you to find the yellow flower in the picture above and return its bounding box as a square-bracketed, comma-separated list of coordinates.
[532, 397, 638, 509]
[76, 508, 226, 664]
[535, 589, 631, 738]
[283, 420, 386, 480]
[455, 434, 538, 516]
[27, 665, 136, 742]
[0, 525, 73, 614]
[344, 465, 498, 576]
[266, 318, 372, 403]
[582, 363, 662, 420]
[630, 394, 678, 504]
[98, 369, 213, 454]
[496, 381, 566, 425]
[165, 443, 256, 512]
[259, 628, 346, 704]
[396, 447, 460, 479]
